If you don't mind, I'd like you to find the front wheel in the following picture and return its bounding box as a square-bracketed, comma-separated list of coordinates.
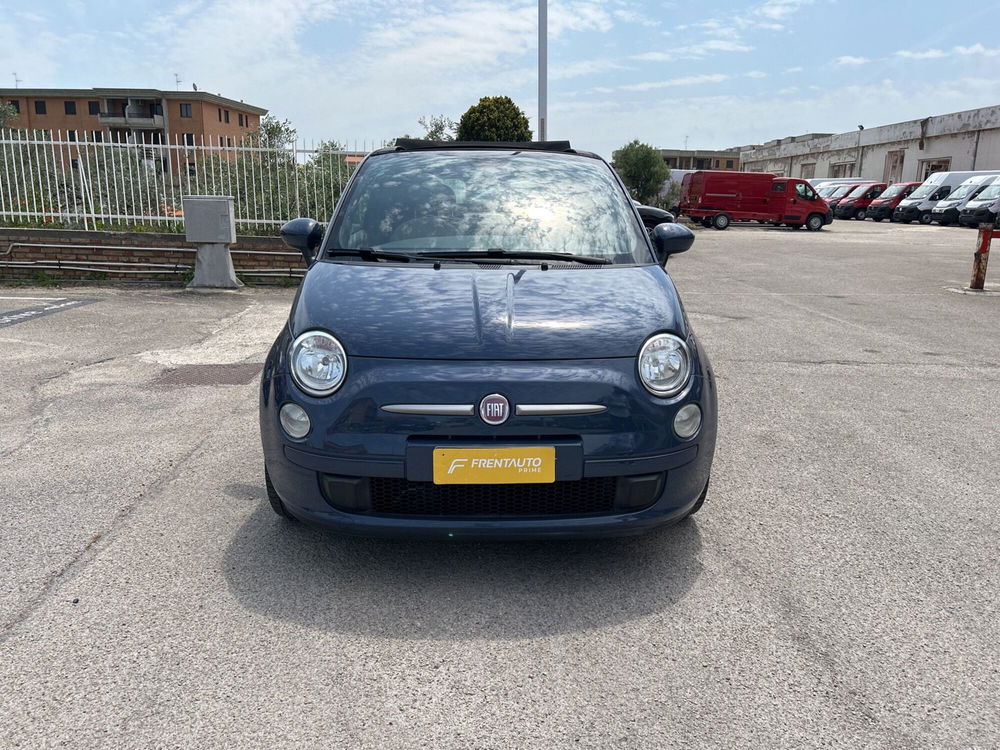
[700, 217, 713, 228]
[919, 211, 933, 225]
[806, 214, 824, 231]
[854, 209, 866, 221]
[712, 213, 731, 230]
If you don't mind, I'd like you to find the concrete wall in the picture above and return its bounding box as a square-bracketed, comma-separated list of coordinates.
[740, 105, 1000, 182]
[0, 228, 305, 283]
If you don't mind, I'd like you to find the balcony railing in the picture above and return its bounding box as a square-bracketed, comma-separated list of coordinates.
[98, 112, 165, 129]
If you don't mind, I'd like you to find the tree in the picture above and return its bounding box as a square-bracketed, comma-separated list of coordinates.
[250, 114, 297, 150]
[612, 140, 671, 204]
[0, 101, 18, 129]
[418, 114, 455, 141]
[455, 96, 532, 142]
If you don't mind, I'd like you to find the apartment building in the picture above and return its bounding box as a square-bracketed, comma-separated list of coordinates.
[0, 87, 267, 145]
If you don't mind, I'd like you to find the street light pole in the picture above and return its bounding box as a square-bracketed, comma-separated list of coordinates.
[538, 0, 547, 140]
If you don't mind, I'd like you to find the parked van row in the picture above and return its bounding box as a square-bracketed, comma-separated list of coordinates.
[813, 170, 1000, 227]
[679, 171, 832, 230]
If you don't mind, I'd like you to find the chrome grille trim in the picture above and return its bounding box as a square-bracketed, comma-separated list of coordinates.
[380, 404, 475, 416]
[515, 404, 607, 416]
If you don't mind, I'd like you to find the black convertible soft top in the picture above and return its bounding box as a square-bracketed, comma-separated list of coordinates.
[373, 139, 600, 159]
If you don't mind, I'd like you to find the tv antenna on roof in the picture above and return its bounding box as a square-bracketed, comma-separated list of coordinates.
[12, 71, 22, 88]
[174, 73, 182, 91]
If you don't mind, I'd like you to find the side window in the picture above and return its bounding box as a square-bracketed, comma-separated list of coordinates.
[795, 183, 816, 200]
[869, 186, 883, 198]
[771, 182, 786, 192]
[933, 187, 951, 200]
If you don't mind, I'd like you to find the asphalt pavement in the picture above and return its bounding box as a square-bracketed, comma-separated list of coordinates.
[1, 220, 998, 748]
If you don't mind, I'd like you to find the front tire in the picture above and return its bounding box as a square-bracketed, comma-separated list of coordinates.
[712, 213, 731, 230]
[919, 211, 932, 225]
[265, 466, 295, 520]
[854, 208, 866, 220]
[806, 213, 824, 231]
[701, 217, 713, 228]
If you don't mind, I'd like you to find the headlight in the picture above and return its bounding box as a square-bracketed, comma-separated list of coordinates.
[279, 402, 311, 439]
[289, 330, 347, 396]
[638, 333, 691, 397]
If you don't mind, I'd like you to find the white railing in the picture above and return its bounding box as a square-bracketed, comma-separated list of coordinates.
[0, 129, 383, 232]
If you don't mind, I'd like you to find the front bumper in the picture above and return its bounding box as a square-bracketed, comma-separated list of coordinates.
[930, 207, 959, 223]
[260, 347, 718, 539]
[866, 204, 893, 220]
[834, 203, 860, 219]
[893, 205, 922, 222]
[958, 209, 997, 227]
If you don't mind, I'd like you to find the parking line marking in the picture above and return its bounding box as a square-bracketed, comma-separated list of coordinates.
[0, 296, 66, 301]
[0, 298, 99, 329]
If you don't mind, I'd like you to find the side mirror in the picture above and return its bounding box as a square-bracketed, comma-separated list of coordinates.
[280, 217, 323, 265]
[651, 222, 695, 264]
[636, 204, 675, 231]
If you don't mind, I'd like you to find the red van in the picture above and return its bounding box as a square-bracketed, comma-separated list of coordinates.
[680, 171, 833, 230]
[832, 183, 887, 220]
[824, 182, 877, 213]
[864, 182, 922, 222]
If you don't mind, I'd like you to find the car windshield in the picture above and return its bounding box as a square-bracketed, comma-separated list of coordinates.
[976, 183, 1000, 201]
[829, 186, 853, 198]
[880, 184, 908, 199]
[908, 183, 940, 199]
[950, 182, 987, 201]
[847, 184, 871, 198]
[330, 150, 652, 264]
[816, 185, 838, 197]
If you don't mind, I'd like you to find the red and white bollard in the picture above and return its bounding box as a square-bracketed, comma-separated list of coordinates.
[970, 224, 999, 291]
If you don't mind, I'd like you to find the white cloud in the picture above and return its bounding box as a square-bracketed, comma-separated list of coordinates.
[784, 66, 804, 73]
[835, 55, 870, 66]
[631, 38, 752, 62]
[618, 73, 730, 92]
[894, 48, 947, 60]
[744, 70, 768, 79]
[954, 43, 1000, 56]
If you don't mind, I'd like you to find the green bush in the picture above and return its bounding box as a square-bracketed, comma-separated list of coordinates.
[456, 96, 532, 142]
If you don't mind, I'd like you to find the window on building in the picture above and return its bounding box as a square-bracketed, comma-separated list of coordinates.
[7, 100, 18, 113]
[92, 131, 103, 142]
[88, 101, 100, 115]
[227, 136, 233, 146]
[71, 158, 79, 170]
[799, 163, 816, 179]
[883, 150, 904, 184]
[218, 108, 222, 122]
[34, 100, 47, 115]
[831, 162, 855, 178]
[919, 158, 950, 180]
[184, 133, 195, 146]
[180, 103, 192, 118]
[238, 113, 244, 127]
[64, 101, 77, 115]
[224, 110, 230, 123]
[67, 130, 77, 142]
[726, 159, 735, 169]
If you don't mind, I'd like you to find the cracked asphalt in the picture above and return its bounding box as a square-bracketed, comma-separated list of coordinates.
[1, 220, 998, 748]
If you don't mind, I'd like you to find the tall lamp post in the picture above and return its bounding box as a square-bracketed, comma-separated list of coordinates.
[538, 0, 547, 140]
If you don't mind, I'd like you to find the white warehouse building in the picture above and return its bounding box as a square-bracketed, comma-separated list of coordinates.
[738, 104, 1000, 183]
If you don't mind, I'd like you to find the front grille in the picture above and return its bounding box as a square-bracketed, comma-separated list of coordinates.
[369, 476, 617, 517]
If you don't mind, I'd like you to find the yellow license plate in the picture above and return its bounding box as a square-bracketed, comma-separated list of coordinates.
[433, 447, 555, 485]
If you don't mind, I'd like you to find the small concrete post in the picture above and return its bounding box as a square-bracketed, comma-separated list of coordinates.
[182, 195, 242, 289]
[970, 224, 995, 291]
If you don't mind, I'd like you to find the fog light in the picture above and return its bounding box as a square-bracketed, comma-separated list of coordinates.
[673, 403, 702, 439]
[279, 402, 311, 439]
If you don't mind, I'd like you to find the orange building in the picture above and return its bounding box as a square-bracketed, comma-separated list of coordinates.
[0, 87, 267, 145]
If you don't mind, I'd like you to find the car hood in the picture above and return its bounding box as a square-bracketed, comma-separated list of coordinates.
[290, 261, 686, 360]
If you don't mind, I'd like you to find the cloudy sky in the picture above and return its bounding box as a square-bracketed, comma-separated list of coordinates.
[2, 0, 999, 157]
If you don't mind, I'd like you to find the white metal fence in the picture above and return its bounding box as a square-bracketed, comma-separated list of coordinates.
[0, 129, 380, 233]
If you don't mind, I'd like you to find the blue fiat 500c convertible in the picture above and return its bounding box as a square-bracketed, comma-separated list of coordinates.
[259, 139, 717, 539]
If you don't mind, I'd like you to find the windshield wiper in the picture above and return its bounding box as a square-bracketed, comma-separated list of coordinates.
[420, 249, 612, 266]
[326, 247, 429, 263]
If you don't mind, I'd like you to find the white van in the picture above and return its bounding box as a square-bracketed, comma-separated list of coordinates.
[893, 171, 1000, 224]
[958, 180, 1000, 227]
[930, 174, 1000, 225]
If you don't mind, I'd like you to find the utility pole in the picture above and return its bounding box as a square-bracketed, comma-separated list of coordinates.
[174, 73, 182, 91]
[12, 72, 22, 88]
[856, 124, 864, 177]
[538, 0, 547, 140]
